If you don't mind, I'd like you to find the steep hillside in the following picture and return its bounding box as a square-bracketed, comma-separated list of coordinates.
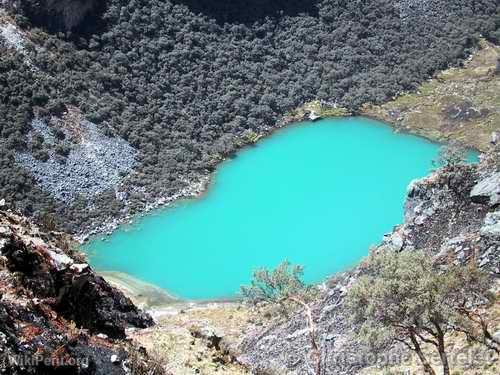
[9, 0, 104, 32]
[0, 1, 499, 235]
[0, 208, 160, 374]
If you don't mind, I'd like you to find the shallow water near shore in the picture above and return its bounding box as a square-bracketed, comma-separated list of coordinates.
[83, 117, 476, 300]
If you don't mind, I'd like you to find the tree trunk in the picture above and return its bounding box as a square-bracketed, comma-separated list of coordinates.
[437, 336, 450, 375]
[290, 296, 321, 375]
[432, 320, 450, 375]
[410, 334, 437, 375]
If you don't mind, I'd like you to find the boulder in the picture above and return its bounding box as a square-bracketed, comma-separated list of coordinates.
[493, 330, 500, 344]
[308, 110, 321, 121]
[470, 172, 500, 207]
[57, 273, 154, 339]
[480, 211, 500, 238]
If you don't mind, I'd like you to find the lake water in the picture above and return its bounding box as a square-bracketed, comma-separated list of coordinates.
[83, 118, 469, 300]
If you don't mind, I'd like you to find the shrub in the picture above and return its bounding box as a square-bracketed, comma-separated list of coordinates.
[241, 260, 314, 306]
[346, 250, 497, 375]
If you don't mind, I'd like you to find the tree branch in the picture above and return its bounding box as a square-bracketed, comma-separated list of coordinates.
[289, 296, 321, 375]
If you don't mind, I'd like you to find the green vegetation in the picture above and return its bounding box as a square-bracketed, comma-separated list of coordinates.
[1, 1, 499, 232]
[363, 40, 500, 151]
[242, 260, 321, 374]
[241, 260, 314, 306]
[298, 100, 351, 119]
[241, 130, 262, 144]
[346, 250, 498, 375]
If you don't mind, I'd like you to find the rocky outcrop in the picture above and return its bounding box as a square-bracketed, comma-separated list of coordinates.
[481, 211, 500, 238]
[470, 172, 500, 207]
[239, 158, 500, 374]
[15, 118, 137, 202]
[0, 209, 156, 374]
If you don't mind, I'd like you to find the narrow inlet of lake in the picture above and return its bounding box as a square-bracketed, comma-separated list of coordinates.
[83, 117, 474, 300]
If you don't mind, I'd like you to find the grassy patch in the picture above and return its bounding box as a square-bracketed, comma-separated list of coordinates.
[362, 40, 500, 151]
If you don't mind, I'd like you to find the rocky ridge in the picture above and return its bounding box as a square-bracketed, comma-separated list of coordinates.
[0, 209, 158, 374]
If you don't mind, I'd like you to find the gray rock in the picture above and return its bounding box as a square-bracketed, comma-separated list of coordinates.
[70, 263, 89, 273]
[493, 330, 500, 344]
[0, 226, 11, 236]
[470, 172, 500, 207]
[383, 230, 404, 251]
[46, 249, 74, 271]
[308, 110, 321, 121]
[15, 119, 137, 202]
[480, 211, 500, 238]
[492, 132, 499, 145]
[240, 163, 500, 374]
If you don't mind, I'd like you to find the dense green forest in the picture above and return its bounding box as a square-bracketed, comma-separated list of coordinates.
[1, 0, 499, 233]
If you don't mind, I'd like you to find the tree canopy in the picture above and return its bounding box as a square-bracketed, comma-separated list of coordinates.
[346, 250, 498, 375]
[1, 0, 499, 232]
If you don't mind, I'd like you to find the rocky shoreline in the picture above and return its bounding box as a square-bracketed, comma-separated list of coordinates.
[75, 175, 210, 243]
[42, 41, 499, 242]
[2, 147, 498, 375]
[77, 46, 500, 241]
[75, 106, 326, 242]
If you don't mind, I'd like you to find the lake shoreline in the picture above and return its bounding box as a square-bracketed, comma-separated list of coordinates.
[76, 110, 459, 244]
[99, 270, 244, 317]
[83, 118, 451, 300]
[360, 40, 499, 153]
[75, 107, 328, 243]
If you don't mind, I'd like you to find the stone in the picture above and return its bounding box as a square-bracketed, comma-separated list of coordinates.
[491, 132, 499, 145]
[70, 263, 89, 273]
[493, 330, 500, 344]
[14, 119, 137, 203]
[0, 226, 11, 236]
[470, 172, 500, 207]
[0, 210, 155, 374]
[479, 257, 490, 268]
[308, 111, 321, 121]
[46, 249, 74, 270]
[480, 211, 500, 238]
[383, 231, 404, 251]
[0, 239, 7, 253]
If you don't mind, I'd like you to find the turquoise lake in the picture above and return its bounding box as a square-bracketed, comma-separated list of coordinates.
[84, 117, 468, 300]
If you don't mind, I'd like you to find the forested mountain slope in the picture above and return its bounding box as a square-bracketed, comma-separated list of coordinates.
[1, 0, 499, 234]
